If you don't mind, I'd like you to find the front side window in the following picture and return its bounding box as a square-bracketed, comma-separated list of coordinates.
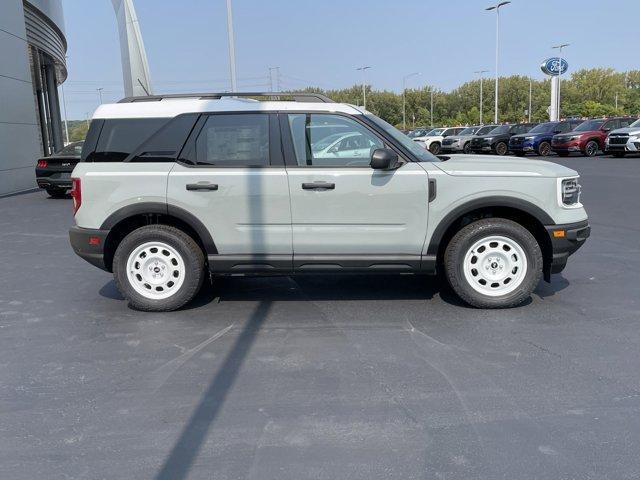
[287, 114, 383, 167]
[195, 114, 269, 166]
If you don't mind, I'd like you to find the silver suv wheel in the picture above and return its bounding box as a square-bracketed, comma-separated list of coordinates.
[126, 241, 186, 299]
[462, 235, 528, 296]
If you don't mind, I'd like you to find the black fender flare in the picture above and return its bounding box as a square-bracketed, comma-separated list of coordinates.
[100, 202, 217, 254]
[426, 196, 554, 257]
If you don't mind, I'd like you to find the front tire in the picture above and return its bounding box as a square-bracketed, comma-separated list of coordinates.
[429, 142, 441, 155]
[463, 142, 472, 154]
[537, 141, 552, 157]
[583, 140, 599, 157]
[444, 218, 543, 308]
[113, 225, 205, 311]
[494, 141, 508, 156]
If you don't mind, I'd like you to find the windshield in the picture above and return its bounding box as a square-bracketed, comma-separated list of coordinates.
[407, 128, 431, 138]
[476, 125, 496, 135]
[527, 122, 556, 134]
[428, 128, 445, 136]
[487, 125, 509, 135]
[630, 119, 640, 128]
[574, 119, 605, 131]
[365, 114, 439, 162]
[54, 142, 83, 156]
[458, 127, 477, 136]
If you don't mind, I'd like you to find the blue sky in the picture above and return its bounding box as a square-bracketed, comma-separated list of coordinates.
[61, 0, 639, 119]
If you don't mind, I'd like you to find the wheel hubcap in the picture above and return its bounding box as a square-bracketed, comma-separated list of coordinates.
[126, 241, 185, 299]
[463, 235, 528, 297]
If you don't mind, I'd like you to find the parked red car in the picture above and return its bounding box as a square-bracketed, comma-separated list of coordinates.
[551, 117, 637, 157]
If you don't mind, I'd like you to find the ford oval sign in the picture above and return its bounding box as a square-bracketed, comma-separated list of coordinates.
[540, 57, 568, 76]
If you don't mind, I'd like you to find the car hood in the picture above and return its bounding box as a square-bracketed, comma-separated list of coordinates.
[434, 155, 578, 178]
[609, 127, 640, 135]
[473, 134, 509, 140]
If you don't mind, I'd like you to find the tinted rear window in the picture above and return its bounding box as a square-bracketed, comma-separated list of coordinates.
[87, 118, 169, 162]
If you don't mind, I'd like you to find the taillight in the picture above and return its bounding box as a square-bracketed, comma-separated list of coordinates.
[70, 178, 82, 215]
[37, 159, 47, 168]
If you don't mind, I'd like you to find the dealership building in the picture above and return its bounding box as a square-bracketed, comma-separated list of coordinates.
[1, 0, 67, 196]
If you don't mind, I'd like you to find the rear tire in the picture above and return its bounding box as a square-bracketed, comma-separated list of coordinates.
[46, 187, 67, 198]
[494, 141, 508, 156]
[444, 218, 543, 309]
[113, 225, 205, 311]
[429, 142, 441, 155]
[537, 141, 552, 157]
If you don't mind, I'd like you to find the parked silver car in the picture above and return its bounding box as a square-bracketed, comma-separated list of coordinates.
[441, 125, 499, 154]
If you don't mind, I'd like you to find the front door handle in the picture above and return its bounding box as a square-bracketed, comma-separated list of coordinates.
[302, 182, 335, 191]
[186, 183, 218, 191]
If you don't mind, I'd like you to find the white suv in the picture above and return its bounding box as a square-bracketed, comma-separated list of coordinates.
[69, 93, 589, 311]
[413, 127, 467, 154]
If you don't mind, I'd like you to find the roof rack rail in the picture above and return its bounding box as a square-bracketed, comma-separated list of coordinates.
[117, 92, 334, 104]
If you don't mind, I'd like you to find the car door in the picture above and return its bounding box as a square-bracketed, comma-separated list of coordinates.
[281, 112, 430, 271]
[167, 112, 292, 272]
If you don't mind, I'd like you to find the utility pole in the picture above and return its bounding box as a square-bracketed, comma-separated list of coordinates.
[474, 70, 489, 124]
[402, 72, 420, 130]
[225, 0, 238, 91]
[485, 1, 510, 123]
[615, 92, 619, 111]
[356, 66, 371, 109]
[552, 43, 569, 120]
[96, 87, 104, 104]
[268, 66, 280, 92]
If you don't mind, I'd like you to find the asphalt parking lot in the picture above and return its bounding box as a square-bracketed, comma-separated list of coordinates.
[1, 155, 639, 480]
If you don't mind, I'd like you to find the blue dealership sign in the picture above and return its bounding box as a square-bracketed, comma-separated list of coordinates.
[540, 57, 569, 76]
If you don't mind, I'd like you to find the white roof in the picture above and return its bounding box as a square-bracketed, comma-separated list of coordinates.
[92, 97, 365, 119]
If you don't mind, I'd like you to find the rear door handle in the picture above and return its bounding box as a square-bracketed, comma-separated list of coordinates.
[186, 183, 218, 191]
[302, 182, 335, 191]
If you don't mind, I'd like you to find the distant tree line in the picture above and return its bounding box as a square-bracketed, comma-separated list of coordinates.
[305, 68, 640, 128]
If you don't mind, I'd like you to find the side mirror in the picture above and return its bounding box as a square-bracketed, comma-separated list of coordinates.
[370, 148, 399, 170]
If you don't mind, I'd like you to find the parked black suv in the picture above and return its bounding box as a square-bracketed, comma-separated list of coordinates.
[469, 123, 537, 156]
[35, 141, 84, 197]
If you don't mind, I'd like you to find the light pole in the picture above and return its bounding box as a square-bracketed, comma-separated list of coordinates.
[60, 83, 69, 144]
[552, 43, 569, 120]
[226, 0, 238, 91]
[430, 89, 434, 127]
[402, 72, 420, 130]
[96, 87, 104, 104]
[485, 1, 510, 124]
[528, 77, 532, 122]
[474, 70, 489, 124]
[356, 66, 371, 109]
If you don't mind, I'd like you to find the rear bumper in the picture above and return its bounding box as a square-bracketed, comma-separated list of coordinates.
[545, 220, 590, 277]
[69, 226, 110, 271]
[35, 168, 73, 190]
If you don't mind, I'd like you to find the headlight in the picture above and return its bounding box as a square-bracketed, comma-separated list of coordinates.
[484, 137, 493, 142]
[524, 136, 535, 141]
[558, 177, 582, 207]
[569, 135, 580, 141]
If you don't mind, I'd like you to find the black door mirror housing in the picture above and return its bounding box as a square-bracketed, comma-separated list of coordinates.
[370, 148, 400, 170]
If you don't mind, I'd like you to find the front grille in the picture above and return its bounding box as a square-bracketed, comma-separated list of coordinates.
[609, 135, 629, 145]
[552, 137, 568, 145]
[510, 137, 524, 146]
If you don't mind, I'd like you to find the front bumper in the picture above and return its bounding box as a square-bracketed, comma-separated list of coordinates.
[509, 140, 535, 153]
[544, 220, 590, 279]
[551, 140, 582, 153]
[69, 226, 110, 271]
[606, 141, 640, 153]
